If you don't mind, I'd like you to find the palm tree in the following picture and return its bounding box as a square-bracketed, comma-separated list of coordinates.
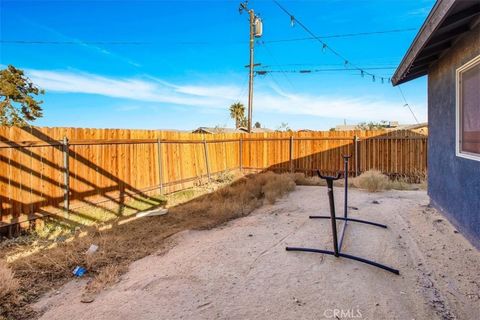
[229, 102, 245, 128]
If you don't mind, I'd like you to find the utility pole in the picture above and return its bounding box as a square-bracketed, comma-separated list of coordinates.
[239, 1, 262, 133]
[247, 8, 254, 133]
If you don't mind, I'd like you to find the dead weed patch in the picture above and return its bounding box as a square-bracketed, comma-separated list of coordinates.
[1, 171, 295, 320]
[352, 170, 390, 192]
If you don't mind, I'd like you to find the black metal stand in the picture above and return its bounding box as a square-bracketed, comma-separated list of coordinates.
[286, 155, 400, 275]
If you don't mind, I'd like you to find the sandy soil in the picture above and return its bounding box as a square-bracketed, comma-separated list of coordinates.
[34, 186, 479, 320]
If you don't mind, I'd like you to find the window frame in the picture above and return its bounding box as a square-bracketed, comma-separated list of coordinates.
[456, 54, 480, 161]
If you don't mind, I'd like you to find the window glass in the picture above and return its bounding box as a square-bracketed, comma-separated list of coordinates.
[461, 62, 480, 155]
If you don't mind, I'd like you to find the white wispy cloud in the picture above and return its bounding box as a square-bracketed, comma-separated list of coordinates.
[407, 7, 431, 17]
[27, 68, 424, 123]
[22, 19, 142, 68]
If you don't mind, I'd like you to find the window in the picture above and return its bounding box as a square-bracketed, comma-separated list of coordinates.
[456, 55, 480, 161]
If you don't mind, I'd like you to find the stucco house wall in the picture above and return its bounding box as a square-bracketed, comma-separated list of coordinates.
[427, 22, 480, 247]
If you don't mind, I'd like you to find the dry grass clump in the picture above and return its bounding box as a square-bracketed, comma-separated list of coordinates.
[289, 172, 326, 186]
[0, 260, 20, 317]
[85, 264, 125, 294]
[389, 177, 415, 190]
[170, 171, 296, 227]
[0, 260, 19, 301]
[2, 171, 295, 320]
[352, 170, 390, 192]
[262, 173, 296, 203]
[352, 170, 426, 192]
[419, 178, 428, 190]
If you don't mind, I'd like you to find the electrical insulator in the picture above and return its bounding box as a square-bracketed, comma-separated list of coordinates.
[254, 17, 263, 38]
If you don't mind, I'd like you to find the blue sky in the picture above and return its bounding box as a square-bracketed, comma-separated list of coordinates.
[0, 0, 435, 130]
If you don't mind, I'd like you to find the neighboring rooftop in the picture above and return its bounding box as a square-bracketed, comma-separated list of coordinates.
[392, 0, 480, 85]
[334, 121, 428, 132]
[192, 127, 273, 134]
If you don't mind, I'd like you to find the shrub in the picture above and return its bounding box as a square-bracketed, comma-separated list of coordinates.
[352, 170, 389, 192]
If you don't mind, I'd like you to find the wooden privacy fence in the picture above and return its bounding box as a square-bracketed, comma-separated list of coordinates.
[0, 127, 427, 228]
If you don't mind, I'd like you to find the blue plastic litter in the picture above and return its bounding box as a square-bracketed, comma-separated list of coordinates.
[72, 266, 87, 277]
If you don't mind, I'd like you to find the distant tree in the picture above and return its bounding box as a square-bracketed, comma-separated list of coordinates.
[356, 120, 389, 130]
[214, 124, 226, 133]
[329, 128, 336, 131]
[276, 122, 291, 132]
[254, 121, 261, 128]
[0, 65, 44, 126]
[229, 102, 245, 128]
[239, 116, 248, 128]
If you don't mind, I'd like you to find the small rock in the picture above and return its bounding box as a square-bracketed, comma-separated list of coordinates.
[80, 293, 95, 303]
[248, 234, 253, 237]
[453, 230, 459, 234]
[375, 303, 380, 306]
[372, 200, 380, 204]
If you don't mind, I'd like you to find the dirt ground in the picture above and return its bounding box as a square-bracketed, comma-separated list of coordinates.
[33, 186, 479, 320]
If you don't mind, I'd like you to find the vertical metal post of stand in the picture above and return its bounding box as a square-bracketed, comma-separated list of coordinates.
[289, 136, 294, 173]
[344, 156, 349, 219]
[354, 135, 359, 177]
[326, 178, 339, 257]
[203, 138, 211, 181]
[62, 137, 70, 217]
[157, 138, 164, 195]
[338, 155, 351, 251]
[239, 137, 243, 172]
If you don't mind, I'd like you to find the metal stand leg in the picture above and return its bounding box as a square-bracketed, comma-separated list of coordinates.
[309, 216, 388, 229]
[285, 247, 400, 275]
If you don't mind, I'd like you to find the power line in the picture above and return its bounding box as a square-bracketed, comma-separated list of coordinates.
[263, 28, 417, 44]
[256, 67, 396, 84]
[257, 67, 396, 73]
[272, 0, 391, 84]
[0, 40, 150, 45]
[257, 41, 296, 89]
[397, 85, 420, 124]
[259, 63, 397, 68]
[0, 27, 417, 46]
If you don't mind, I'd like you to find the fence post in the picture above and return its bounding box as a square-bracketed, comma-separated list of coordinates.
[203, 138, 211, 181]
[62, 136, 70, 217]
[354, 135, 359, 177]
[239, 137, 243, 172]
[289, 136, 294, 173]
[157, 138, 164, 195]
